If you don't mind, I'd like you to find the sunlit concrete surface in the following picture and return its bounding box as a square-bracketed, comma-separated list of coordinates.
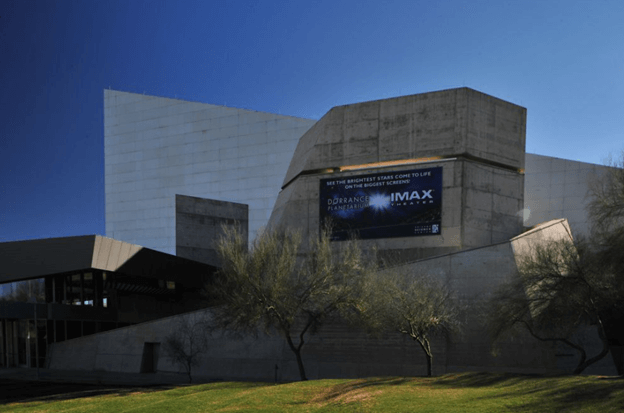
[104, 90, 315, 254]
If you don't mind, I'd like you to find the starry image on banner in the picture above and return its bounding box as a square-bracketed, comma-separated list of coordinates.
[319, 167, 442, 240]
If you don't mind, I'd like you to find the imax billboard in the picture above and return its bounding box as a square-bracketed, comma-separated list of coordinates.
[320, 167, 442, 240]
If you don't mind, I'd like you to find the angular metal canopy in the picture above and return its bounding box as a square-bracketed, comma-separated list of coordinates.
[0, 235, 215, 284]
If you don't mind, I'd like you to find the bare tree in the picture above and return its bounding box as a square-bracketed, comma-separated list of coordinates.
[589, 152, 624, 232]
[588, 152, 624, 374]
[162, 312, 211, 383]
[589, 152, 624, 290]
[359, 268, 461, 377]
[489, 239, 612, 374]
[489, 153, 624, 375]
[212, 225, 376, 381]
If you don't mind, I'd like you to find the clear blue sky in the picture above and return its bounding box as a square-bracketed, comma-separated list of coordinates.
[1, 0, 623, 242]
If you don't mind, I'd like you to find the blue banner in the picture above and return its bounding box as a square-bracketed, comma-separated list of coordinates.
[320, 167, 442, 240]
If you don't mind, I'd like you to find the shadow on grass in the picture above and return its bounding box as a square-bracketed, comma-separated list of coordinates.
[306, 373, 544, 406]
[431, 372, 624, 411]
[0, 379, 178, 405]
[309, 377, 414, 405]
[432, 371, 541, 388]
[1, 379, 275, 406]
[513, 378, 624, 412]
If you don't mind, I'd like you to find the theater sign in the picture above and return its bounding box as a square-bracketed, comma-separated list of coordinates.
[320, 167, 442, 240]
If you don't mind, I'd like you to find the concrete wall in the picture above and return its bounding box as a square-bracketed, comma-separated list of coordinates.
[462, 160, 524, 247]
[46, 310, 285, 379]
[46, 305, 548, 381]
[394, 230, 554, 373]
[104, 90, 315, 254]
[47, 309, 439, 381]
[104, 88, 609, 253]
[508, 219, 617, 375]
[270, 158, 524, 261]
[94, 88, 621, 379]
[269, 88, 525, 259]
[282, 88, 526, 186]
[270, 160, 462, 260]
[49, 219, 617, 380]
[175, 195, 248, 266]
[396, 218, 616, 375]
[524, 153, 610, 237]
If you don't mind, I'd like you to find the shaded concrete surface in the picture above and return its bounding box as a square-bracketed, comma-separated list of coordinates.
[175, 194, 249, 266]
[47, 219, 619, 380]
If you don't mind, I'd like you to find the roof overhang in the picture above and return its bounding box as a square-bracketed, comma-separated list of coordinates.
[0, 235, 216, 284]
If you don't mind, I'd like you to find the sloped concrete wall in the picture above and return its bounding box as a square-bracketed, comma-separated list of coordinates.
[48, 220, 611, 380]
[47, 308, 441, 380]
[48, 310, 286, 380]
[389, 218, 609, 373]
[396, 239, 556, 372]
[282, 88, 526, 186]
[508, 219, 617, 375]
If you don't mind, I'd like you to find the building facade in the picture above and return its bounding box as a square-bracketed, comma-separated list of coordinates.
[2, 87, 618, 378]
[0, 235, 216, 368]
[104, 89, 608, 261]
[104, 90, 315, 256]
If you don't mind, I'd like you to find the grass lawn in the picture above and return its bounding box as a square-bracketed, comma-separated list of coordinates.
[3, 372, 624, 412]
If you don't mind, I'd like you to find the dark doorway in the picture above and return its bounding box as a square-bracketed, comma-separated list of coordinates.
[140, 342, 160, 373]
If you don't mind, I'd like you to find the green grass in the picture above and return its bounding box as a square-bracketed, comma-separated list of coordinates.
[4, 373, 624, 412]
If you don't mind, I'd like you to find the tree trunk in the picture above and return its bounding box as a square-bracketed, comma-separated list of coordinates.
[521, 321, 605, 375]
[187, 345, 193, 382]
[573, 322, 611, 374]
[414, 336, 433, 377]
[425, 352, 432, 377]
[285, 334, 308, 381]
[187, 358, 193, 383]
[293, 347, 307, 381]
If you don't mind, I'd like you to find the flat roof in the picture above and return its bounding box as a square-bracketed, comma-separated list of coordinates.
[0, 235, 216, 284]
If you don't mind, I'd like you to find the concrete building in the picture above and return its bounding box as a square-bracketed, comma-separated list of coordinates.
[0, 196, 244, 369]
[104, 89, 608, 261]
[0, 235, 216, 368]
[269, 88, 526, 261]
[1, 87, 619, 378]
[524, 153, 607, 237]
[46, 218, 615, 379]
[104, 90, 315, 257]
